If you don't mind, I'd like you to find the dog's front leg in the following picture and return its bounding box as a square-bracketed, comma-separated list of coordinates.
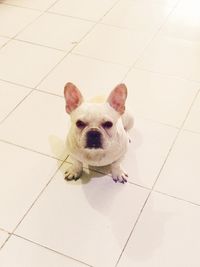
[65, 158, 83, 181]
[111, 161, 128, 184]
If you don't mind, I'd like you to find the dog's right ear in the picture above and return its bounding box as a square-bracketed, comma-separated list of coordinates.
[64, 82, 83, 113]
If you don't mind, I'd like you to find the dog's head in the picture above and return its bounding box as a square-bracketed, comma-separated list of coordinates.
[64, 82, 127, 151]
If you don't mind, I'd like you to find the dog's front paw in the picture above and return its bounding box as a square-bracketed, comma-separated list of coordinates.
[111, 168, 128, 184]
[65, 165, 82, 181]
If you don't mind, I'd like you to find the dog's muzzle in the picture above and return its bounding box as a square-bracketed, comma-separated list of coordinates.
[85, 130, 102, 149]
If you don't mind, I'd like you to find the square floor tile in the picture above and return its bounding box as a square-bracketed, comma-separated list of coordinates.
[136, 35, 200, 81]
[0, 40, 64, 87]
[124, 69, 199, 127]
[161, 6, 200, 42]
[122, 119, 177, 188]
[102, 1, 171, 34]
[0, 91, 69, 159]
[0, 230, 9, 247]
[0, 236, 87, 267]
[0, 142, 61, 232]
[0, 4, 40, 38]
[17, 13, 94, 51]
[0, 80, 31, 122]
[15, 163, 149, 267]
[74, 24, 153, 66]
[184, 93, 200, 133]
[118, 192, 200, 267]
[155, 130, 200, 205]
[49, 0, 117, 21]
[37, 53, 129, 96]
[0, 0, 58, 10]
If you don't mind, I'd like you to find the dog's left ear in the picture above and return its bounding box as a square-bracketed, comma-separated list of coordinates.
[107, 83, 127, 114]
[64, 82, 83, 113]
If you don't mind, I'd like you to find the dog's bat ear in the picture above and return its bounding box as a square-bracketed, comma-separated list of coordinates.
[64, 82, 83, 113]
[107, 83, 127, 114]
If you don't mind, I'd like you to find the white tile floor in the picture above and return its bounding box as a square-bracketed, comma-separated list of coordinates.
[0, 0, 200, 266]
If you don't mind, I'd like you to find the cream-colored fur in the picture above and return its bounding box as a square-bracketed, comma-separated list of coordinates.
[64, 83, 134, 183]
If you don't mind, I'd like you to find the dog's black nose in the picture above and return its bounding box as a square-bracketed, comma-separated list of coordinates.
[86, 130, 102, 149]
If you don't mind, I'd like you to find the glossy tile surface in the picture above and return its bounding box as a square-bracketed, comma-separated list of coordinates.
[0, 91, 69, 159]
[118, 192, 200, 267]
[0, 142, 60, 232]
[0, 236, 87, 267]
[74, 24, 152, 66]
[1, 1, 200, 266]
[17, 13, 94, 51]
[0, 40, 64, 87]
[156, 130, 200, 204]
[16, 163, 149, 267]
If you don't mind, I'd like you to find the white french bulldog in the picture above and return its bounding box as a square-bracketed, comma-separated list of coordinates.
[64, 82, 134, 183]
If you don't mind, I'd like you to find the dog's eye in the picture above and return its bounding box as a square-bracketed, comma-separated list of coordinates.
[102, 121, 113, 129]
[76, 120, 87, 128]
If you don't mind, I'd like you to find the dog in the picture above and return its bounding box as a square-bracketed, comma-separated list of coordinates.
[64, 82, 134, 183]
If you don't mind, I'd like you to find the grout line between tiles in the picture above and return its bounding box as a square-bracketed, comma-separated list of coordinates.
[0, 227, 9, 234]
[153, 190, 200, 208]
[115, 78, 200, 266]
[71, 52, 130, 67]
[151, 89, 200, 190]
[34, 0, 123, 90]
[0, 1, 55, 12]
[115, 190, 152, 266]
[0, 89, 34, 125]
[120, 0, 181, 83]
[14, 38, 66, 52]
[0, 139, 67, 161]
[12, 160, 67, 233]
[182, 128, 200, 136]
[0, 159, 67, 249]
[12, 234, 93, 267]
[133, 66, 200, 84]
[64, 159, 151, 191]
[47, 10, 97, 23]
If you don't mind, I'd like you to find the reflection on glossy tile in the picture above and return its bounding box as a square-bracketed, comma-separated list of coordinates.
[124, 69, 199, 126]
[161, 7, 200, 41]
[0, 4, 40, 37]
[49, 0, 117, 21]
[0, 80, 31, 122]
[38, 53, 129, 96]
[156, 130, 200, 204]
[0, 236, 87, 267]
[102, 1, 171, 34]
[177, 0, 200, 10]
[118, 192, 200, 267]
[0, 40, 64, 87]
[184, 93, 200, 133]
[74, 24, 153, 66]
[17, 13, 94, 50]
[0, 142, 60, 231]
[136, 36, 200, 81]
[0, 91, 68, 159]
[16, 163, 149, 267]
